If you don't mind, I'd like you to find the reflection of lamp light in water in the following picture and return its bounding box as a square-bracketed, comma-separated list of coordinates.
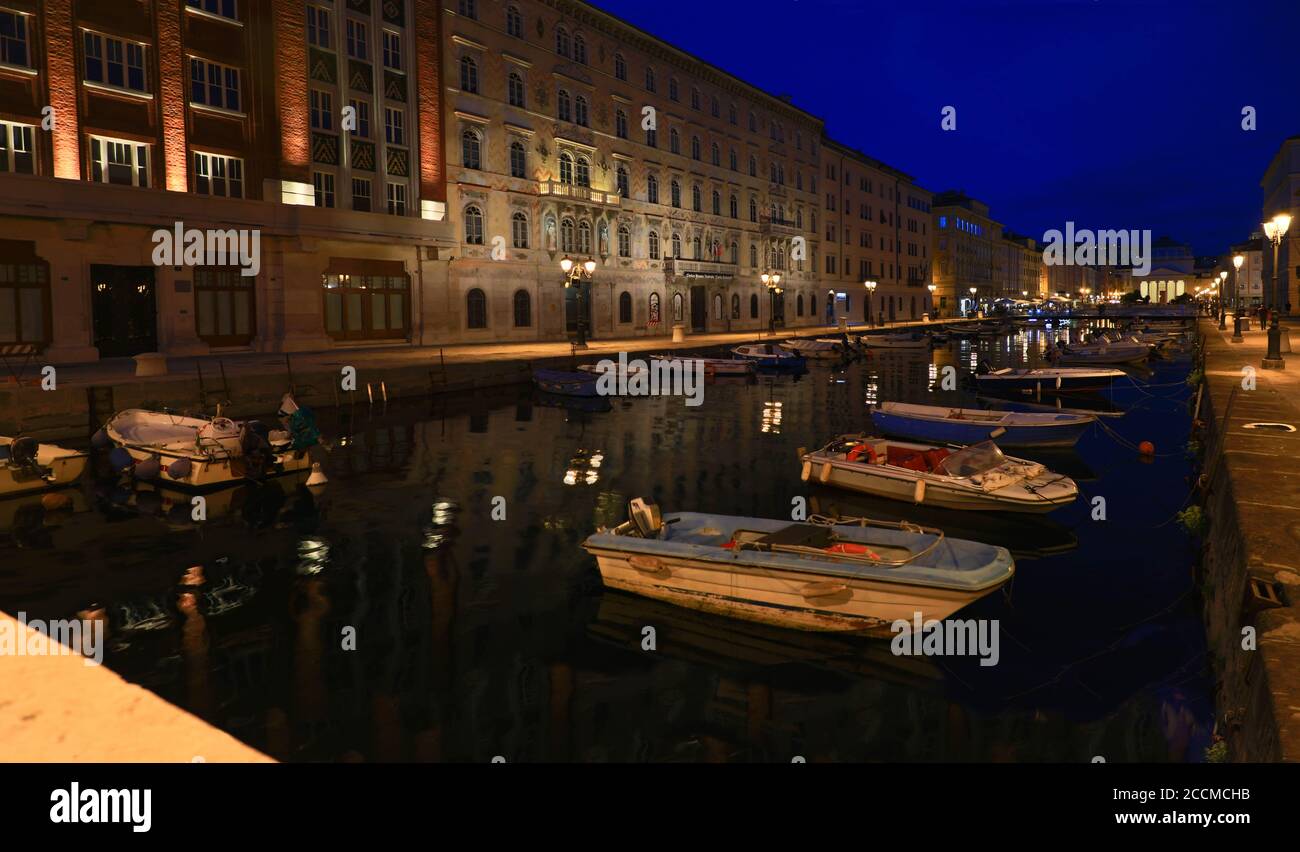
[296, 538, 330, 574]
[563, 450, 603, 486]
[422, 499, 459, 550]
[761, 401, 782, 434]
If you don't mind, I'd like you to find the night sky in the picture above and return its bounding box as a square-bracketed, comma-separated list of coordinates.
[590, 0, 1299, 256]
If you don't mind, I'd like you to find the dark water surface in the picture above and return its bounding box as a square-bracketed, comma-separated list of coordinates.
[0, 322, 1213, 762]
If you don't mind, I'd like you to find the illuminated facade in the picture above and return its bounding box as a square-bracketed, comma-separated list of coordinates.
[930, 191, 1000, 315]
[1260, 136, 1298, 312]
[0, 0, 453, 362]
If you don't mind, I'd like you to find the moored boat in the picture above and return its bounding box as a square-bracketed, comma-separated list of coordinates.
[648, 354, 754, 376]
[533, 368, 601, 396]
[582, 498, 1015, 634]
[779, 338, 844, 359]
[1051, 339, 1150, 365]
[0, 436, 88, 498]
[870, 400, 1094, 448]
[972, 363, 1126, 393]
[101, 395, 318, 491]
[800, 435, 1077, 513]
[731, 343, 807, 369]
[859, 332, 931, 349]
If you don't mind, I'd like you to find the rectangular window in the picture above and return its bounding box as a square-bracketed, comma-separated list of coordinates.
[313, 171, 335, 207]
[189, 58, 241, 111]
[348, 99, 370, 138]
[382, 31, 402, 71]
[186, 0, 238, 20]
[307, 6, 332, 48]
[384, 107, 405, 146]
[310, 89, 333, 130]
[386, 183, 406, 216]
[322, 271, 409, 340]
[0, 9, 30, 68]
[89, 135, 150, 187]
[351, 177, 371, 212]
[194, 266, 254, 346]
[0, 122, 35, 174]
[83, 31, 147, 93]
[192, 151, 243, 198]
[346, 18, 368, 60]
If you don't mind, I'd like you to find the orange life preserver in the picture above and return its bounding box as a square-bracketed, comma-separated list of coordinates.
[846, 443, 876, 464]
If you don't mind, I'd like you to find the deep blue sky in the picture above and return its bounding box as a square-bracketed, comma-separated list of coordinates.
[591, 0, 1298, 255]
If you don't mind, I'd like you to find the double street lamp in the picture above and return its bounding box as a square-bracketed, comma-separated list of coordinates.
[761, 271, 783, 336]
[968, 286, 978, 317]
[1262, 212, 1292, 367]
[928, 283, 937, 320]
[560, 255, 597, 348]
[864, 280, 878, 326]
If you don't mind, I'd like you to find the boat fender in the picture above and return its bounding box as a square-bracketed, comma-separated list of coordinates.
[818, 462, 832, 483]
[913, 479, 926, 504]
[167, 457, 193, 481]
[989, 426, 1007, 439]
[91, 428, 111, 449]
[1056, 375, 1063, 389]
[134, 456, 162, 480]
[800, 460, 811, 482]
[108, 446, 134, 474]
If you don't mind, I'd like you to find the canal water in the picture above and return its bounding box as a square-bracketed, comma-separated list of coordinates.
[0, 321, 1213, 762]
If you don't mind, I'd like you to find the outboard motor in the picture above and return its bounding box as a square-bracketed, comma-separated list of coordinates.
[627, 497, 664, 538]
[8, 436, 40, 470]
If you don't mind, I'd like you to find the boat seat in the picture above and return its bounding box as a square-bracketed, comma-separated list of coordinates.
[732, 524, 835, 551]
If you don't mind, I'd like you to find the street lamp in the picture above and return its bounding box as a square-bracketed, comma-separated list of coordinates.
[561, 255, 597, 348]
[1262, 213, 1292, 367]
[1232, 254, 1244, 341]
[927, 283, 937, 320]
[1217, 270, 1228, 329]
[968, 286, 977, 318]
[761, 272, 782, 336]
[864, 280, 878, 326]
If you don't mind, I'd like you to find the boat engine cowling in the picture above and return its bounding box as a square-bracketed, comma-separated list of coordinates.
[197, 417, 244, 456]
[628, 498, 663, 538]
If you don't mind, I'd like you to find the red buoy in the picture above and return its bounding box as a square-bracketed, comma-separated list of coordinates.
[1138, 440, 1155, 456]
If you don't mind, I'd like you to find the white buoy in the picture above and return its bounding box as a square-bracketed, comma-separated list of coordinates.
[306, 462, 328, 486]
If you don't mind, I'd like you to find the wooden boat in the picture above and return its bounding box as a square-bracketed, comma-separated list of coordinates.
[859, 332, 931, 349]
[101, 395, 316, 491]
[972, 364, 1126, 393]
[532, 368, 600, 396]
[731, 343, 807, 369]
[0, 436, 88, 498]
[779, 338, 844, 359]
[800, 435, 1077, 513]
[647, 354, 754, 376]
[582, 498, 1014, 634]
[576, 362, 648, 378]
[870, 401, 1094, 448]
[1052, 339, 1150, 365]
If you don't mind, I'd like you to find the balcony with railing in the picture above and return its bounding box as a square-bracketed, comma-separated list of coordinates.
[539, 180, 621, 207]
[759, 214, 800, 237]
[665, 257, 739, 279]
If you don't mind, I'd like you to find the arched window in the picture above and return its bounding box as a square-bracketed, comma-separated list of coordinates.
[575, 156, 590, 187]
[811, 294, 817, 316]
[691, 184, 701, 212]
[691, 88, 701, 110]
[749, 244, 758, 267]
[672, 292, 684, 322]
[466, 288, 487, 328]
[731, 293, 740, 319]
[618, 291, 632, 323]
[509, 141, 526, 178]
[729, 103, 737, 124]
[577, 220, 592, 254]
[507, 72, 525, 107]
[691, 136, 700, 160]
[692, 236, 701, 258]
[712, 293, 722, 320]
[749, 155, 757, 177]
[797, 293, 804, 316]
[750, 293, 759, 318]
[670, 129, 680, 154]
[560, 217, 575, 252]
[511, 211, 528, 248]
[464, 205, 484, 244]
[670, 180, 681, 208]
[617, 225, 630, 257]
[729, 241, 738, 264]
[711, 96, 719, 118]
[461, 128, 481, 169]
[671, 233, 682, 257]
[669, 77, 679, 100]
[555, 27, 570, 57]
[648, 230, 660, 259]
[614, 53, 627, 81]
[748, 197, 757, 222]
[729, 149, 737, 171]
[615, 109, 627, 138]
[574, 95, 588, 126]
[559, 152, 573, 184]
[644, 66, 655, 92]
[505, 5, 523, 37]
[573, 34, 586, 63]
[729, 195, 737, 218]
[648, 292, 660, 324]
[616, 165, 629, 197]
[712, 191, 720, 216]
[557, 88, 571, 122]
[647, 174, 659, 204]
[459, 56, 477, 93]
[513, 289, 531, 327]
[711, 142, 720, 166]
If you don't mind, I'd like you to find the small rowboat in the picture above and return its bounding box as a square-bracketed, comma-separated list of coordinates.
[576, 362, 648, 379]
[779, 338, 845, 359]
[800, 436, 1077, 513]
[0, 436, 88, 498]
[870, 401, 1094, 448]
[533, 368, 601, 396]
[973, 364, 1126, 393]
[648, 355, 754, 376]
[101, 395, 317, 491]
[1052, 340, 1150, 365]
[731, 343, 807, 369]
[582, 498, 1014, 634]
[859, 332, 931, 349]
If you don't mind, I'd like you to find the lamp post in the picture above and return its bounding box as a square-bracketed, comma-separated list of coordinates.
[561, 255, 597, 348]
[1232, 254, 1244, 342]
[864, 280, 877, 326]
[1262, 213, 1291, 368]
[1217, 270, 1228, 329]
[968, 286, 977, 318]
[927, 283, 937, 321]
[761, 272, 782, 336]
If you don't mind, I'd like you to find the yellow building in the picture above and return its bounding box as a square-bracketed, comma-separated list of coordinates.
[931, 191, 1000, 316]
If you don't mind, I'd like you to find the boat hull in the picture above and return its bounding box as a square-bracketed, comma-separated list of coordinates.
[532, 369, 601, 397]
[870, 409, 1090, 448]
[0, 438, 88, 498]
[113, 442, 312, 491]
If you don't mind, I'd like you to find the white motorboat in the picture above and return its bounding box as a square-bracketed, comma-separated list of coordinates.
[779, 338, 844, 359]
[731, 343, 807, 368]
[576, 362, 649, 378]
[972, 364, 1127, 394]
[582, 498, 1015, 634]
[647, 354, 754, 376]
[859, 332, 931, 349]
[800, 436, 1077, 513]
[0, 436, 88, 498]
[1051, 339, 1150, 365]
[101, 395, 316, 491]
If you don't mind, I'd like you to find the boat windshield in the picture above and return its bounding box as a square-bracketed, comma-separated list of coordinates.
[937, 441, 1006, 477]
